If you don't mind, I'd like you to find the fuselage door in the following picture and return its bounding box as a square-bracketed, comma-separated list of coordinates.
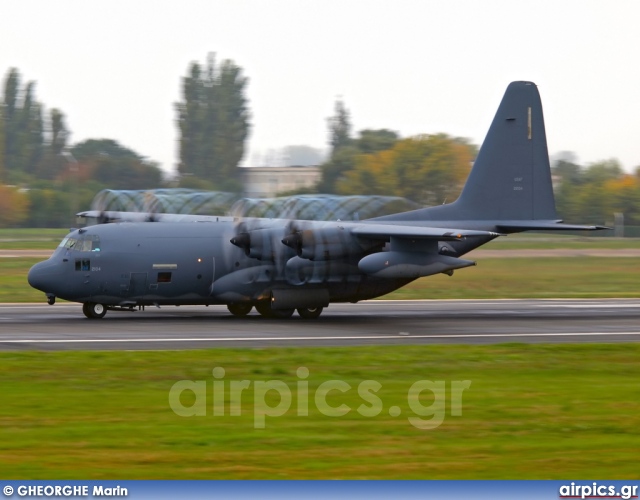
[128, 272, 148, 299]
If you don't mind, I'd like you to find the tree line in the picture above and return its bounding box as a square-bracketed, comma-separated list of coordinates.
[1, 59, 638, 230]
[315, 101, 640, 230]
[0, 55, 250, 227]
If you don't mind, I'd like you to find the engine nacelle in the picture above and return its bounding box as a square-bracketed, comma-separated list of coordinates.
[230, 229, 280, 261]
[282, 226, 367, 261]
[358, 251, 475, 279]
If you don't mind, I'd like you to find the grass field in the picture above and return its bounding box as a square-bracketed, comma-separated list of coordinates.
[0, 228, 69, 250]
[1, 344, 639, 479]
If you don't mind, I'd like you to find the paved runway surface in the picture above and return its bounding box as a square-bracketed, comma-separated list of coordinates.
[1, 299, 639, 350]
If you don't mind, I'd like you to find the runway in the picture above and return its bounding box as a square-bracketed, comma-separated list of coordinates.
[1, 299, 639, 350]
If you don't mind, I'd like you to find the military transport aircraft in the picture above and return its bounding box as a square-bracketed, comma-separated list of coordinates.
[28, 81, 606, 319]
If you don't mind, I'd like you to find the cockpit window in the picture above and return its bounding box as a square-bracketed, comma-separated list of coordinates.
[59, 237, 77, 249]
[58, 235, 101, 252]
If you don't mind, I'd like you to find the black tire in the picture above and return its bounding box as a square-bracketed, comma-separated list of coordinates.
[270, 308, 295, 319]
[227, 303, 253, 317]
[82, 302, 107, 319]
[297, 306, 324, 319]
[255, 301, 294, 319]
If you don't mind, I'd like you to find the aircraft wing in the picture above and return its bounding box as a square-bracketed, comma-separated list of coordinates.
[350, 223, 501, 241]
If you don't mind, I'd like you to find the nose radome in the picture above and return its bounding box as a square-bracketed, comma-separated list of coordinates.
[28, 260, 59, 293]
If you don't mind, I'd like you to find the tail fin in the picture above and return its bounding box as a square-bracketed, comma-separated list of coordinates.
[370, 82, 608, 231]
[373, 81, 558, 223]
[453, 81, 556, 220]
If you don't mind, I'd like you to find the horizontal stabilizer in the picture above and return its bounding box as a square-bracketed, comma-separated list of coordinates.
[496, 221, 611, 233]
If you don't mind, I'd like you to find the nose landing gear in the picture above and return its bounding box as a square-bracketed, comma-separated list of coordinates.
[46, 294, 56, 305]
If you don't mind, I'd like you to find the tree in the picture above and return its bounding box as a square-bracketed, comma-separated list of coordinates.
[2, 68, 20, 173]
[356, 129, 398, 155]
[319, 98, 400, 193]
[327, 99, 352, 155]
[35, 108, 70, 179]
[552, 158, 633, 225]
[0, 184, 30, 226]
[20, 82, 44, 175]
[176, 53, 250, 191]
[604, 174, 640, 226]
[317, 144, 360, 193]
[337, 134, 474, 205]
[552, 153, 582, 186]
[2, 70, 46, 177]
[71, 139, 163, 190]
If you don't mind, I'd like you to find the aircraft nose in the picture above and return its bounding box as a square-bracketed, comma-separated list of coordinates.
[28, 260, 60, 293]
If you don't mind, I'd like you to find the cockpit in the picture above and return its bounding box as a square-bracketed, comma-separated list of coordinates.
[28, 231, 104, 304]
[59, 234, 101, 252]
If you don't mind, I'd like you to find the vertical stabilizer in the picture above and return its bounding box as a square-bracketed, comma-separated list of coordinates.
[373, 81, 559, 223]
[454, 81, 557, 220]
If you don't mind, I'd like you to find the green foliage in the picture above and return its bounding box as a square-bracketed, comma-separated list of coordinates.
[338, 134, 473, 205]
[2, 69, 44, 176]
[317, 145, 360, 193]
[71, 138, 142, 161]
[0, 184, 30, 226]
[553, 158, 640, 226]
[328, 99, 352, 155]
[356, 129, 399, 154]
[176, 53, 250, 188]
[34, 108, 69, 180]
[24, 188, 70, 227]
[319, 126, 401, 194]
[71, 139, 163, 190]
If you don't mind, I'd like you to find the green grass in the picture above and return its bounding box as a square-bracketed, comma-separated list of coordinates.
[1, 345, 639, 479]
[385, 257, 640, 299]
[483, 236, 640, 250]
[0, 228, 68, 250]
[0, 228, 69, 239]
[0, 258, 45, 303]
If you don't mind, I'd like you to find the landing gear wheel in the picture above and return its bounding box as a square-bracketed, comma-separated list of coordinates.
[270, 308, 295, 319]
[297, 306, 324, 319]
[255, 301, 294, 319]
[227, 303, 253, 317]
[82, 302, 107, 319]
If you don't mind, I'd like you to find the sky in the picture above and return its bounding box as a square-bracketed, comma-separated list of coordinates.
[2, 0, 640, 175]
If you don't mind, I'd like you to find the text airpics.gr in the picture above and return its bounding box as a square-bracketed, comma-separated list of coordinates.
[168, 367, 471, 429]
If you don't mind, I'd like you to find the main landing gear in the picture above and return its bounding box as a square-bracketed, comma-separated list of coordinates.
[227, 303, 253, 317]
[297, 306, 323, 319]
[82, 302, 107, 319]
[253, 301, 324, 319]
